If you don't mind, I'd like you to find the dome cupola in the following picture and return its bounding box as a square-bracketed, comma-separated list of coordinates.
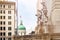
[18, 16, 26, 36]
[18, 20, 26, 30]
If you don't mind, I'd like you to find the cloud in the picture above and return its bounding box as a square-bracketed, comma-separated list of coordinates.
[18, 0, 37, 34]
[8, 0, 37, 34]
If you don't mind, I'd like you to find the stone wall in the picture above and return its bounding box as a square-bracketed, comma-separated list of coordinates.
[14, 33, 60, 40]
[14, 33, 50, 40]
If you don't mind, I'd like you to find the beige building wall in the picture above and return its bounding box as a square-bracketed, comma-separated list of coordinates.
[37, 0, 42, 10]
[0, 0, 8, 1]
[51, 0, 60, 33]
[0, 1, 16, 40]
[36, 0, 60, 34]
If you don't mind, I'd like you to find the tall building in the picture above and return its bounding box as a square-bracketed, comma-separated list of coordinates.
[0, 0, 16, 40]
[51, 0, 60, 33]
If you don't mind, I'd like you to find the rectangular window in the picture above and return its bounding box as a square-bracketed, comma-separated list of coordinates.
[3, 38, 5, 40]
[8, 11, 11, 14]
[3, 27, 5, 30]
[0, 27, 2, 30]
[0, 16, 5, 19]
[3, 10, 5, 14]
[8, 27, 11, 30]
[8, 16, 11, 19]
[8, 32, 11, 36]
[0, 10, 2, 14]
[8, 38, 11, 40]
[0, 16, 2, 19]
[3, 32, 5, 36]
[3, 21, 5, 25]
[0, 21, 2, 25]
[3, 16, 5, 19]
[8, 5, 11, 8]
[3, 5, 5, 8]
[0, 32, 2, 36]
[0, 27, 5, 30]
[8, 21, 11, 25]
[0, 38, 2, 40]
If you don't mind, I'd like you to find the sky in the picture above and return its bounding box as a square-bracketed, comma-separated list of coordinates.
[9, 0, 37, 34]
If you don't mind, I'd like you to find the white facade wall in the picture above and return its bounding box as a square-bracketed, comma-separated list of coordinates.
[51, 0, 60, 33]
[0, 2, 16, 40]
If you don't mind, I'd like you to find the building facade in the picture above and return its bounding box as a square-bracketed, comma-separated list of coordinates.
[0, 0, 16, 40]
[13, 0, 60, 40]
[14, 33, 60, 40]
[51, 0, 60, 33]
[35, 0, 60, 34]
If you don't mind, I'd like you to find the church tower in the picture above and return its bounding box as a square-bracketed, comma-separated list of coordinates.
[18, 17, 26, 36]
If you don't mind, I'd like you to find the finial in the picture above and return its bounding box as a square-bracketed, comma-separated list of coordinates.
[20, 16, 23, 25]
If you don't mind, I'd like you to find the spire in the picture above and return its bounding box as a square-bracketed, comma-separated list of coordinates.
[18, 16, 26, 35]
[20, 16, 23, 25]
[20, 20, 23, 25]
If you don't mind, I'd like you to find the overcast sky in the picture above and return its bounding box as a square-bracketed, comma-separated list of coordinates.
[9, 0, 37, 34]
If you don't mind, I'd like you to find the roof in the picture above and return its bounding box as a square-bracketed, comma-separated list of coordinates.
[18, 20, 26, 30]
[0, 1, 15, 4]
[18, 25, 26, 30]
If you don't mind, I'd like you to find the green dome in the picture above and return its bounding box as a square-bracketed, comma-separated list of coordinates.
[18, 20, 26, 30]
[18, 25, 26, 30]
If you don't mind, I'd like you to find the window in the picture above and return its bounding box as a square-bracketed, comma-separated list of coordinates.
[0, 21, 2, 25]
[3, 16, 5, 19]
[8, 21, 11, 25]
[0, 5, 2, 8]
[3, 38, 5, 40]
[8, 11, 11, 14]
[1, 21, 2, 25]
[3, 32, 5, 36]
[0, 16, 2, 19]
[0, 32, 2, 36]
[0, 21, 5, 25]
[0, 16, 5, 19]
[3, 27, 5, 30]
[8, 32, 11, 36]
[0, 38, 2, 40]
[0, 10, 2, 13]
[8, 38, 11, 40]
[0, 27, 5, 30]
[0, 27, 2, 30]
[0, 10, 5, 14]
[8, 5, 11, 8]
[8, 16, 11, 19]
[3, 10, 5, 14]
[8, 27, 11, 30]
[3, 5, 5, 8]
[3, 21, 5, 25]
